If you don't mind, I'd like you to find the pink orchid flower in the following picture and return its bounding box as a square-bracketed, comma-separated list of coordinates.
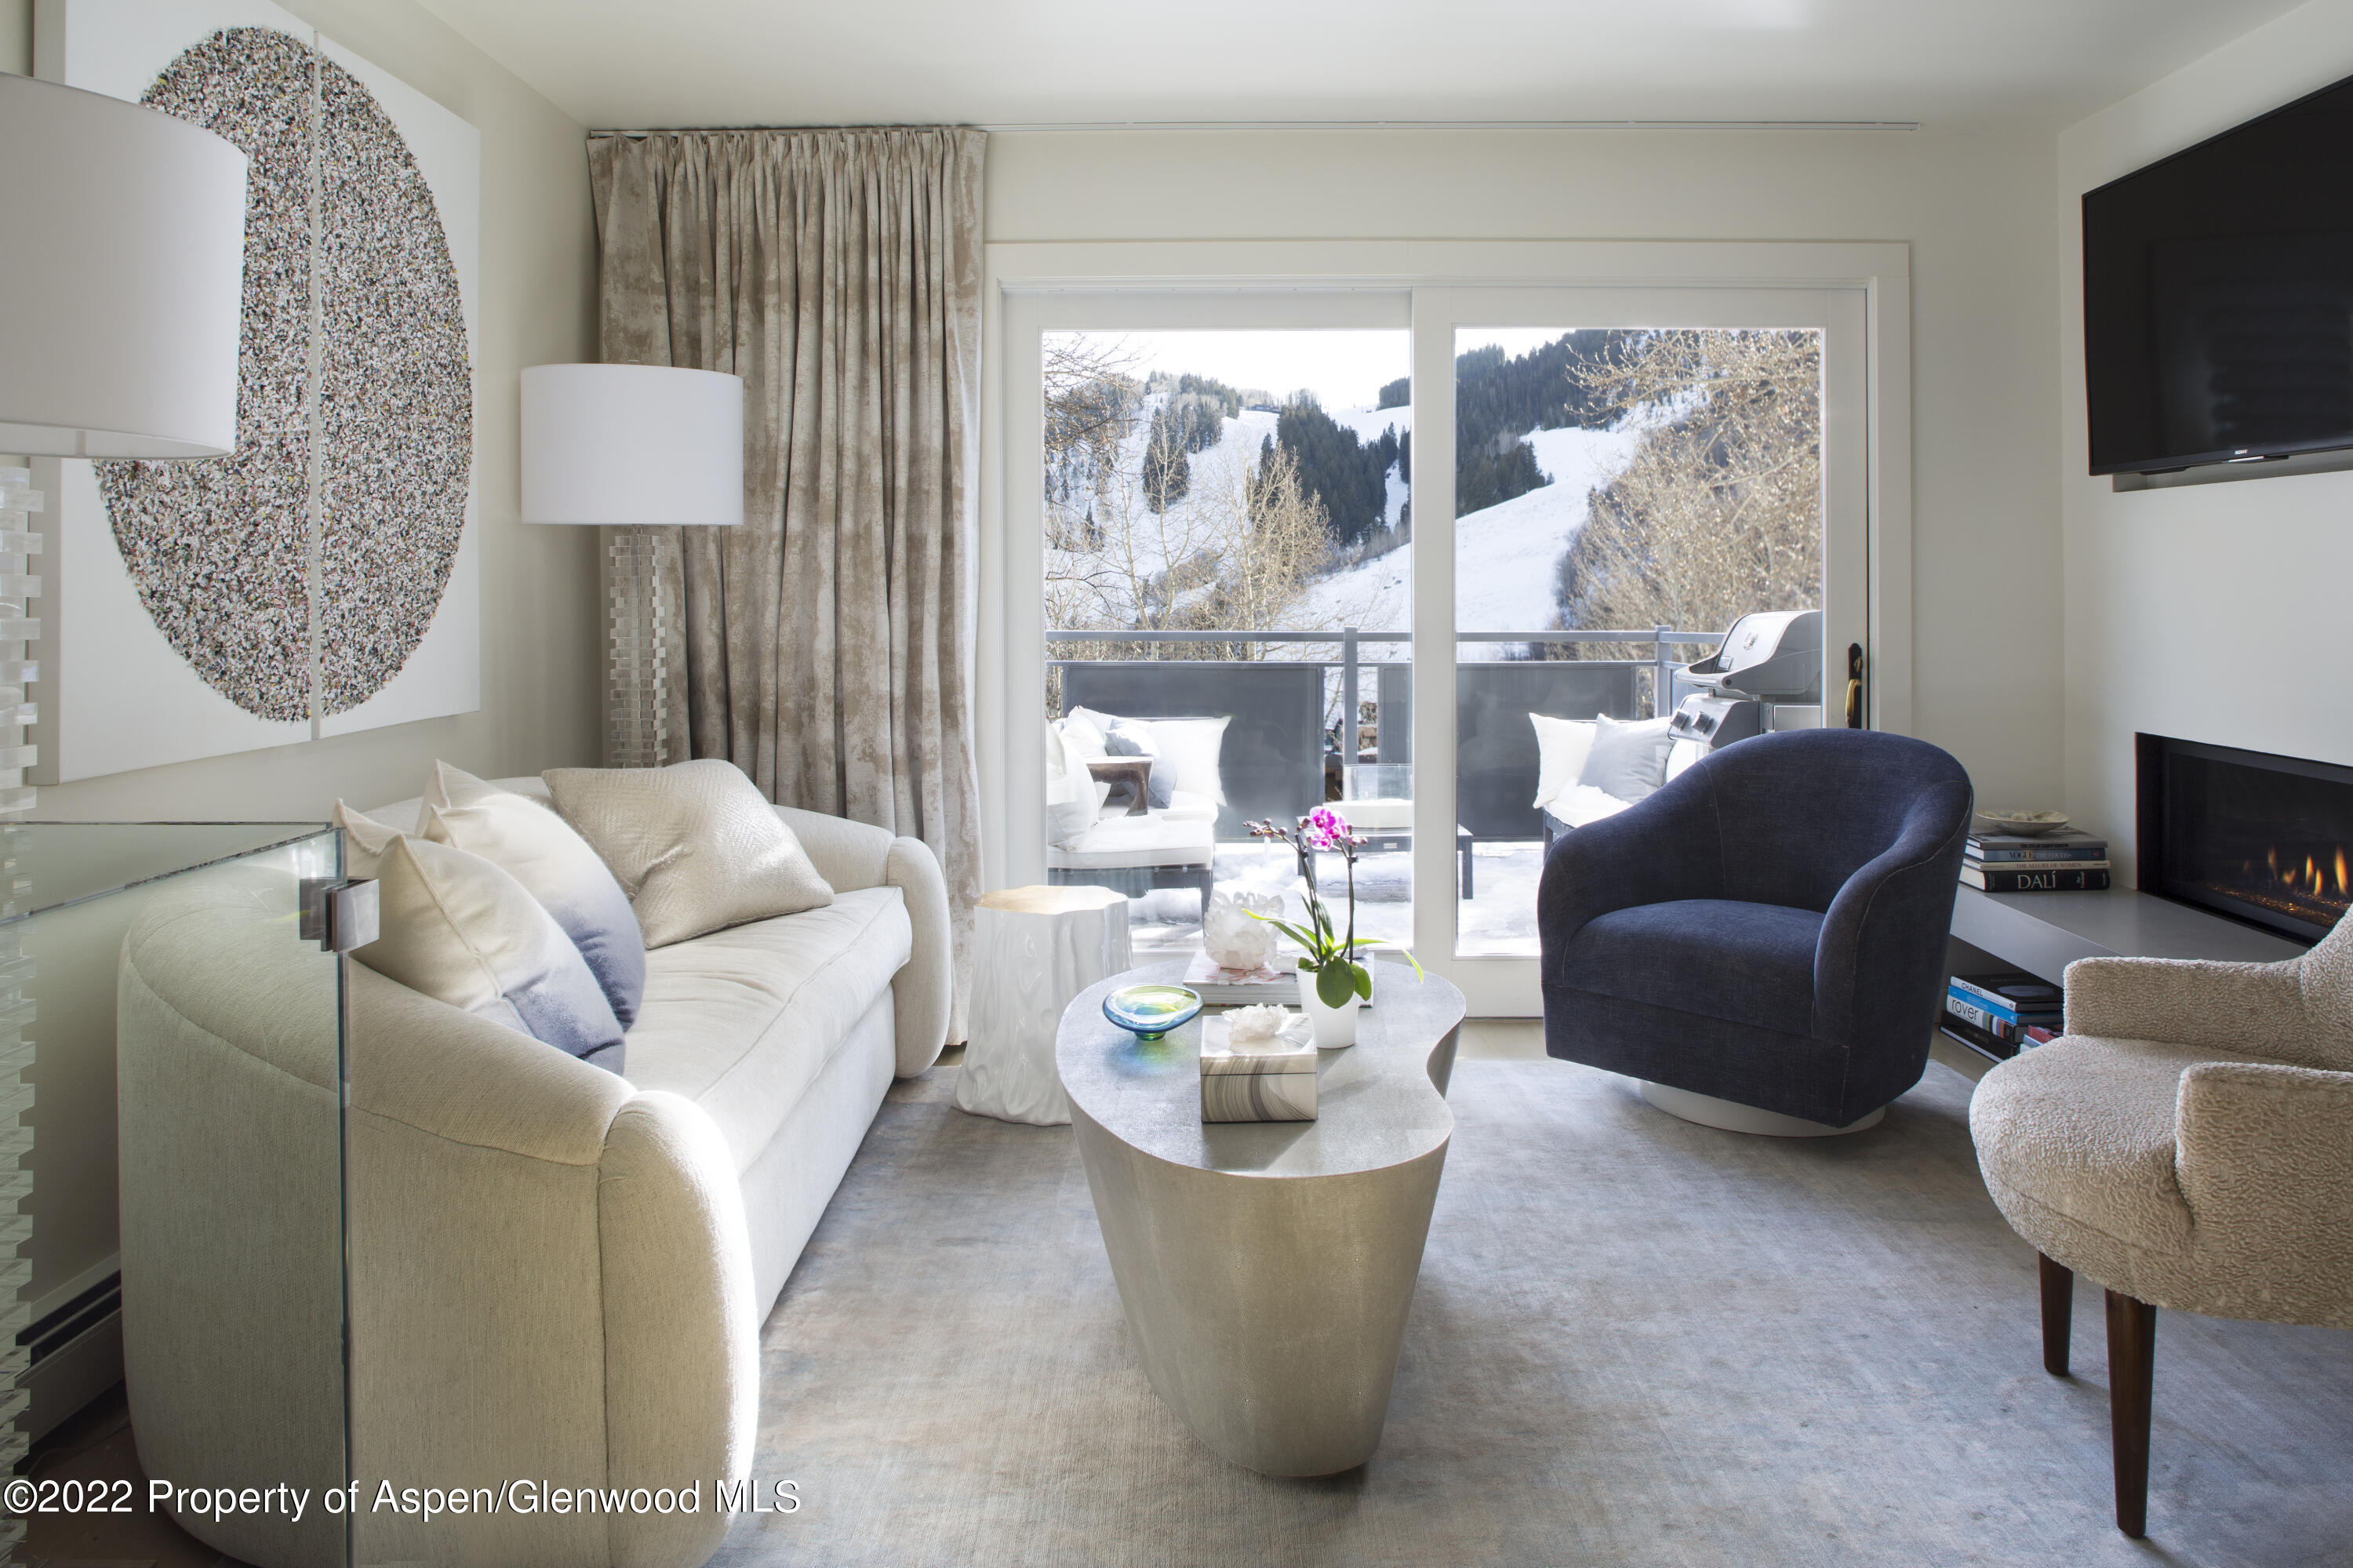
[1304, 806, 1350, 850]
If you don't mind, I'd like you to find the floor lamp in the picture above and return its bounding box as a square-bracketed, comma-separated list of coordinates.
[0, 72, 245, 1526]
[520, 364, 745, 768]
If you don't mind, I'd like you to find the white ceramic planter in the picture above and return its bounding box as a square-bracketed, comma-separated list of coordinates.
[1298, 970, 1362, 1048]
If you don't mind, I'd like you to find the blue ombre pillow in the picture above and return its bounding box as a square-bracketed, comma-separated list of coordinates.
[335, 802, 626, 1071]
[420, 763, 648, 1028]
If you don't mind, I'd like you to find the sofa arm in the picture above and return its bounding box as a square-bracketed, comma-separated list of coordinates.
[599, 1093, 758, 1568]
[2064, 955, 2306, 1053]
[886, 835, 954, 1074]
[2174, 1060, 2353, 1326]
[772, 805, 951, 1072]
[347, 969, 751, 1568]
[776, 804, 895, 892]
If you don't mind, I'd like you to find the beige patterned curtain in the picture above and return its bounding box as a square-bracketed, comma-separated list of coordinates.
[589, 128, 984, 1039]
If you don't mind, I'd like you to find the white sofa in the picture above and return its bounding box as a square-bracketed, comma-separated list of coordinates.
[115, 780, 952, 1568]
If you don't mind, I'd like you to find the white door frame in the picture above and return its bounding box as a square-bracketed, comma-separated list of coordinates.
[980, 240, 1912, 1013]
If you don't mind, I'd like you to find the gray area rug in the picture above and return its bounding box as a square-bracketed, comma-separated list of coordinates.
[712, 1058, 2353, 1566]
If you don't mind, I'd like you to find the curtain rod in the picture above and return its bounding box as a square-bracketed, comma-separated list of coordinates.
[590, 119, 1922, 136]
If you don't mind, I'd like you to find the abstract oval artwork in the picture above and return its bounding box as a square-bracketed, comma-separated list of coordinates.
[96, 27, 472, 722]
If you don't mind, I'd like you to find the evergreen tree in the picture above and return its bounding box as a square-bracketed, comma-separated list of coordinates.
[1143, 404, 1191, 513]
[1377, 375, 1410, 410]
[1451, 329, 1638, 515]
[1275, 395, 1388, 548]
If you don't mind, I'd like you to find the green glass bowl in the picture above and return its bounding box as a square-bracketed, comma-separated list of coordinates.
[1103, 984, 1202, 1041]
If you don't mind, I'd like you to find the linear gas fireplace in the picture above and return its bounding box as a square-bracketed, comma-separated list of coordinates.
[2137, 734, 2353, 944]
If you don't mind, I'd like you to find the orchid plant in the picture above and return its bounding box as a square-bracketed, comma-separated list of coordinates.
[1245, 807, 1423, 1008]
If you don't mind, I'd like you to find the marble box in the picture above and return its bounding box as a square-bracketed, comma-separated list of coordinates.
[1198, 1015, 1318, 1123]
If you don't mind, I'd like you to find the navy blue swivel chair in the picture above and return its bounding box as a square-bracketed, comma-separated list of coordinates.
[1539, 729, 1973, 1130]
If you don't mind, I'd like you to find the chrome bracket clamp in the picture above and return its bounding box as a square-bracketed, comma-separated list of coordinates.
[300, 877, 381, 953]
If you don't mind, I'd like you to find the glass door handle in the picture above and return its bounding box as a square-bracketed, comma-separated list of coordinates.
[1845, 643, 1864, 729]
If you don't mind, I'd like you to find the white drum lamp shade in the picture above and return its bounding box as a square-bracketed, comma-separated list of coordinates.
[0, 74, 248, 460]
[521, 364, 744, 527]
[522, 363, 744, 767]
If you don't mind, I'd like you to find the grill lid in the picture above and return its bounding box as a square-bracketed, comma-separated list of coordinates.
[1681, 609, 1824, 702]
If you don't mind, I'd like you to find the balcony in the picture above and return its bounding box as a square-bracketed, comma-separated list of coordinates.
[1047, 624, 1726, 955]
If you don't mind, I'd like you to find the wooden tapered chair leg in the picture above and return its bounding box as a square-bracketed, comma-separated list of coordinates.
[2038, 1253, 2073, 1376]
[2105, 1289, 2158, 1538]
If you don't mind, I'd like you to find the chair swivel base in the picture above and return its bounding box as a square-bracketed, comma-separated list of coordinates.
[1638, 1079, 1885, 1137]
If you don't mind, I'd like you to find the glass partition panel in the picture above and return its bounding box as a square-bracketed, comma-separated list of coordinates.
[1042, 329, 1413, 962]
[1453, 326, 1824, 956]
[13, 822, 345, 1566]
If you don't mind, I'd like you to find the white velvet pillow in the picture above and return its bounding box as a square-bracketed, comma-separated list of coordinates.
[333, 802, 626, 1069]
[542, 759, 835, 948]
[1529, 714, 1598, 813]
[420, 762, 649, 1028]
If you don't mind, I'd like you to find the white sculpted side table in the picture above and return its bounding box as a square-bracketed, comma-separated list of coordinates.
[1060, 960, 1465, 1476]
[957, 885, 1132, 1126]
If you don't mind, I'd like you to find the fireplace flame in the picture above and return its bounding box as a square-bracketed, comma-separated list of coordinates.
[2340, 847, 2348, 896]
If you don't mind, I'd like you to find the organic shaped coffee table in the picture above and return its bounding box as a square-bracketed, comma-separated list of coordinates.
[1058, 959, 1464, 1476]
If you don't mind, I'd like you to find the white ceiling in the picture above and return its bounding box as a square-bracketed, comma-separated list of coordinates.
[418, 0, 2298, 131]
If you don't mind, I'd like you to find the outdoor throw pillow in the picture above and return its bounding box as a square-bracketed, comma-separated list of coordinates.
[1101, 719, 1174, 808]
[1576, 715, 1678, 806]
[1529, 714, 1598, 813]
[543, 759, 835, 948]
[1071, 706, 1230, 810]
[420, 762, 648, 1028]
[1046, 720, 1101, 847]
[332, 801, 627, 1071]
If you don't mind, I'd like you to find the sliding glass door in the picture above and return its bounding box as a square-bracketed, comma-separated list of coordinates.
[1417, 289, 1867, 1010]
[1002, 280, 1870, 1014]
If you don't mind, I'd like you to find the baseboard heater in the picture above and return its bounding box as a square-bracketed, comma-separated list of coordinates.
[12, 1271, 122, 1466]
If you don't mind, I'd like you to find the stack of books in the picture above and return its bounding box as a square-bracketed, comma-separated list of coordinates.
[1962, 831, 2111, 892]
[1942, 971, 2063, 1059]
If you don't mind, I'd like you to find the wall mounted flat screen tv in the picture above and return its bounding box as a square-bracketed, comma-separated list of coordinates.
[2084, 71, 2353, 475]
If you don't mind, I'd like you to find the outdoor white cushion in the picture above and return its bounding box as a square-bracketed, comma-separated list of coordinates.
[1046, 812, 1216, 871]
[420, 762, 648, 1028]
[1529, 714, 1598, 813]
[1666, 737, 1707, 781]
[1159, 790, 1219, 823]
[1550, 784, 1638, 830]
[333, 801, 627, 1068]
[1342, 798, 1413, 832]
[544, 759, 835, 948]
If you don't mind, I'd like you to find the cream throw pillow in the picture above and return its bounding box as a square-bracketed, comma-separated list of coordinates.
[542, 759, 835, 948]
[332, 802, 627, 1068]
[1529, 714, 1598, 813]
[420, 762, 648, 1028]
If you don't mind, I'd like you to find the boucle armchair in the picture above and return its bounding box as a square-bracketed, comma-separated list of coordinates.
[1970, 913, 2353, 1537]
[1540, 728, 1973, 1133]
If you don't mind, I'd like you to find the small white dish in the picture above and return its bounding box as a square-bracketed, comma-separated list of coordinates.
[1975, 809, 2072, 839]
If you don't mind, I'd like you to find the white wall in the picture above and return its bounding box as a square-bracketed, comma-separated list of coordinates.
[2059, 0, 2353, 871]
[20, 0, 600, 821]
[987, 126, 2064, 809]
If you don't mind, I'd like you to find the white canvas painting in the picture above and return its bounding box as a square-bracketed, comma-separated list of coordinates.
[32, 0, 481, 782]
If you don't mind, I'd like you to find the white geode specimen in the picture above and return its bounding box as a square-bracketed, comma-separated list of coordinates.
[1226, 1004, 1293, 1048]
[1202, 890, 1282, 970]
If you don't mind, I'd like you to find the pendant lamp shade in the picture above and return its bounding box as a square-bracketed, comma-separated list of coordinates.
[520, 364, 744, 527]
[0, 74, 248, 460]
